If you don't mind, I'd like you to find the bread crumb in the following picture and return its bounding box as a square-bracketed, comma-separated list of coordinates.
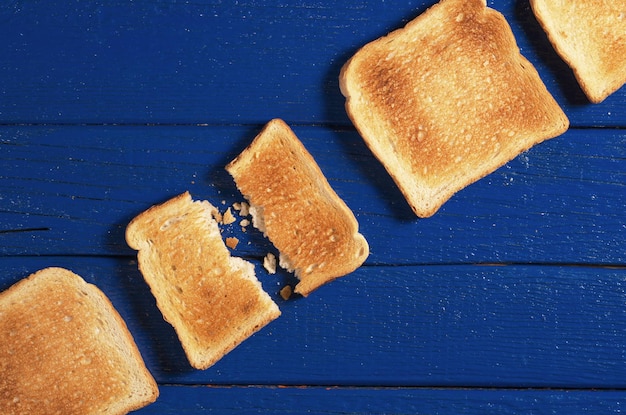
[263, 253, 277, 274]
[279, 285, 292, 300]
[222, 207, 236, 225]
[240, 202, 250, 217]
[225, 237, 239, 249]
[232, 201, 250, 217]
[240, 218, 250, 228]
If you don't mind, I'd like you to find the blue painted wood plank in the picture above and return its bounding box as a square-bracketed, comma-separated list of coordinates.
[1, 0, 624, 411]
[1, 126, 624, 266]
[134, 385, 626, 414]
[1, 257, 623, 388]
[0, 0, 623, 126]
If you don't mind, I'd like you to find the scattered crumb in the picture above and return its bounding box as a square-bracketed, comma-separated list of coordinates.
[279, 285, 292, 300]
[225, 237, 239, 249]
[221, 200, 226, 205]
[222, 207, 236, 225]
[240, 218, 250, 228]
[232, 201, 250, 216]
[263, 253, 277, 274]
[239, 202, 250, 217]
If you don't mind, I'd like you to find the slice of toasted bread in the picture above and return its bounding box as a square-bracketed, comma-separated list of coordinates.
[531, 0, 626, 103]
[226, 119, 369, 297]
[0, 267, 158, 415]
[340, 0, 569, 218]
[126, 192, 280, 370]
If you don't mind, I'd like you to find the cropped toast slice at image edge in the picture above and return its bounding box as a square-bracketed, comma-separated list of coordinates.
[340, 0, 569, 218]
[126, 192, 280, 370]
[226, 119, 369, 297]
[0, 267, 158, 415]
[530, 0, 626, 103]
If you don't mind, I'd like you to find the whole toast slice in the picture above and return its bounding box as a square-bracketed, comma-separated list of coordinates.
[226, 119, 369, 297]
[0, 267, 158, 415]
[531, 0, 626, 103]
[126, 192, 280, 370]
[340, 0, 569, 218]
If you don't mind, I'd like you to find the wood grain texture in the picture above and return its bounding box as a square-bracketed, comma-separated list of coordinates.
[1, 126, 624, 265]
[134, 385, 626, 415]
[0, 0, 624, 412]
[0, 0, 624, 126]
[1, 256, 623, 389]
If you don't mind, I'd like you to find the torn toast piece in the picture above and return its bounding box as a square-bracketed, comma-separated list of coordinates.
[126, 192, 280, 370]
[226, 119, 369, 297]
[531, 0, 626, 103]
[340, 0, 569, 217]
[0, 267, 158, 415]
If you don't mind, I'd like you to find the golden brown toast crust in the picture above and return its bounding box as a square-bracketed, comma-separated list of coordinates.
[226, 119, 369, 296]
[0, 267, 158, 415]
[340, 0, 569, 217]
[126, 192, 280, 369]
[531, 0, 626, 103]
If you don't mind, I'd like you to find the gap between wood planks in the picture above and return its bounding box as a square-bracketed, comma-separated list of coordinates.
[0, 122, 625, 130]
[0, 227, 50, 234]
[1, 245, 625, 270]
[155, 383, 626, 392]
[2, 249, 626, 270]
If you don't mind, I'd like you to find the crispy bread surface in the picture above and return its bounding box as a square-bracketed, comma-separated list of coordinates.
[226, 119, 369, 297]
[531, 0, 626, 103]
[0, 267, 158, 415]
[340, 0, 569, 217]
[126, 192, 280, 369]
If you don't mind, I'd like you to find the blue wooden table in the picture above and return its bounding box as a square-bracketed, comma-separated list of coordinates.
[1, 1, 625, 413]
